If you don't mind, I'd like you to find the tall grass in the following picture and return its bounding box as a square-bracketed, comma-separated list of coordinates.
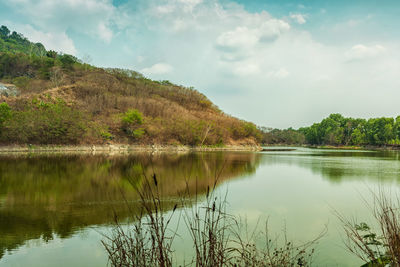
[102, 171, 323, 267]
[101, 173, 178, 267]
[336, 189, 400, 266]
[231, 219, 323, 267]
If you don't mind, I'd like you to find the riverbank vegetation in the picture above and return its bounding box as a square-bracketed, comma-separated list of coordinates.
[0, 25, 261, 146]
[103, 172, 323, 266]
[336, 189, 400, 266]
[261, 113, 400, 148]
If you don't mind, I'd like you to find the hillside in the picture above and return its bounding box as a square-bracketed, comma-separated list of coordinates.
[0, 26, 261, 146]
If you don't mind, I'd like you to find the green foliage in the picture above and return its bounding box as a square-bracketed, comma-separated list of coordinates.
[0, 103, 12, 129]
[121, 109, 145, 139]
[260, 127, 305, 145]
[0, 25, 80, 80]
[0, 100, 86, 144]
[132, 128, 145, 139]
[100, 131, 114, 141]
[122, 109, 143, 125]
[0, 25, 46, 56]
[262, 113, 400, 147]
[299, 114, 400, 147]
[58, 54, 78, 70]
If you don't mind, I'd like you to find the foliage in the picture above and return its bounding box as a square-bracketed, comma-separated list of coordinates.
[0, 103, 11, 133]
[0, 99, 86, 144]
[336, 190, 400, 266]
[259, 127, 305, 145]
[122, 109, 143, 125]
[0, 25, 46, 56]
[261, 114, 400, 147]
[300, 114, 400, 146]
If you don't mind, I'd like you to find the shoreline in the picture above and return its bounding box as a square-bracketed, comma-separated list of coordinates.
[0, 144, 262, 154]
[262, 144, 400, 151]
[307, 145, 400, 151]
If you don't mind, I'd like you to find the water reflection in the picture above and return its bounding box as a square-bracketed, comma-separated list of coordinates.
[0, 151, 261, 260]
[261, 148, 400, 183]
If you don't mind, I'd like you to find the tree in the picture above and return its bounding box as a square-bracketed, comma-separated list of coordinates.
[46, 50, 58, 59]
[0, 103, 12, 134]
[58, 54, 78, 70]
[121, 109, 145, 139]
[0, 25, 10, 38]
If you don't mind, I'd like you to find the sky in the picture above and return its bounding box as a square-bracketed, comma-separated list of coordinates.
[1, 0, 400, 128]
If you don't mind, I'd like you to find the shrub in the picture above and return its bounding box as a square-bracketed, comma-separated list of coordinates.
[132, 128, 145, 139]
[0, 100, 87, 144]
[0, 102, 11, 133]
[122, 109, 143, 125]
[121, 109, 145, 140]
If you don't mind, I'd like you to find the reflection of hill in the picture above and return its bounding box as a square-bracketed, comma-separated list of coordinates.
[260, 149, 400, 183]
[0, 151, 261, 259]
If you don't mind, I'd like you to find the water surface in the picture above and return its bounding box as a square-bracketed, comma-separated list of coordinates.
[1, 148, 400, 266]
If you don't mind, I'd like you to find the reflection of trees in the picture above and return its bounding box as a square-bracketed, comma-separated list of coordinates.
[260, 150, 400, 183]
[0, 151, 261, 259]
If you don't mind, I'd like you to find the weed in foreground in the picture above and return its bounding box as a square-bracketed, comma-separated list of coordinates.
[102, 171, 323, 267]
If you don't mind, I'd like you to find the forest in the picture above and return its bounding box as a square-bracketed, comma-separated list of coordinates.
[261, 113, 400, 147]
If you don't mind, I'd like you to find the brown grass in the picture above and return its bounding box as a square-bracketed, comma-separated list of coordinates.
[1, 67, 261, 145]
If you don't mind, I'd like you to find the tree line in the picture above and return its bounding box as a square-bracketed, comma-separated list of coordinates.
[261, 113, 400, 147]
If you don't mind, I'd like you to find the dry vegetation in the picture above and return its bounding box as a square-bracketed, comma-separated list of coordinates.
[1, 67, 261, 146]
[336, 189, 400, 266]
[102, 171, 323, 267]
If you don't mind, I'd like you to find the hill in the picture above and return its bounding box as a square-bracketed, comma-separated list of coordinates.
[0, 26, 261, 146]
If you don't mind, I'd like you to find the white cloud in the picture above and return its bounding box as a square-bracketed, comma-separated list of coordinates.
[290, 13, 307, 24]
[345, 44, 386, 61]
[258, 19, 291, 41]
[141, 63, 174, 75]
[267, 68, 289, 79]
[216, 26, 259, 51]
[177, 0, 203, 12]
[215, 18, 290, 63]
[98, 22, 113, 43]
[232, 63, 260, 76]
[156, 4, 175, 15]
[4, 0, 116, 42]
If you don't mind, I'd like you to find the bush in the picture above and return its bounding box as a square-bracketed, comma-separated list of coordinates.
[121, 109, 145, 139]
[0, 102, 11, 130]
[0, 99, 87, 144]
[122, 109, 143, 125]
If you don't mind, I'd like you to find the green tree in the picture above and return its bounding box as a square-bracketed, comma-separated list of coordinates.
[121, 109, 144, 139]
[0, 102, 12, 127]
[122, 109, 143, 125]
[0, 26, 10, 38]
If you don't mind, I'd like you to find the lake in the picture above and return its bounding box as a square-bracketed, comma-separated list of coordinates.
[1, 147, 400, 266]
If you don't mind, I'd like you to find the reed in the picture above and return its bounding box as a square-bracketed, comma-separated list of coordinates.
[102, 171, 322, 266]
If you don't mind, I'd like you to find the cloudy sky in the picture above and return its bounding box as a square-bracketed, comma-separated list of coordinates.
[1, 0, 400, 128]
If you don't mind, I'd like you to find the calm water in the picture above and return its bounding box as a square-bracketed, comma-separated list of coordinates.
[1, 148, 400, 266]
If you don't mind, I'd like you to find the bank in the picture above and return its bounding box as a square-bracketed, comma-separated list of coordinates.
[0, 144, 262, 154]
